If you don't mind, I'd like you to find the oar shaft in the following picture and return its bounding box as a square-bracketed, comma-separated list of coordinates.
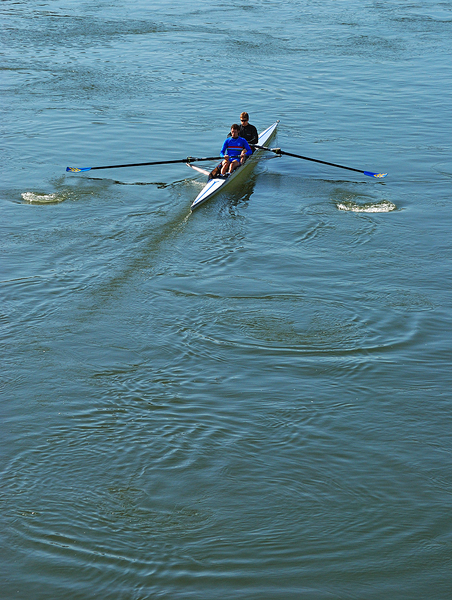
[90, 156, 221, 170]
[91, 160, 181, 170]
[67, 156, 221, 173]
[253, 145, 386, 177]
[281, 150, 363, 174]
[254, 145, 362, 173]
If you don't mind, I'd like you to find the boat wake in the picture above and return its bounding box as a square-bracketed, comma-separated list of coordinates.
[337, 200, 396, 213]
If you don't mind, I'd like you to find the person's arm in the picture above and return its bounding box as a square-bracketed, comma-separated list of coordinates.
[239, 139, 252, 163]
[243, 139, 252, 156]
[250, 126, 258, 145]
[220, 139, 229, 158]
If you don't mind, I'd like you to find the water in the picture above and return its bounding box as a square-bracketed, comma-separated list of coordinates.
[2, 1, 452, 598]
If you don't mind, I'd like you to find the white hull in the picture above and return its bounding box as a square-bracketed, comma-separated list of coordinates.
[188, 121, 279, 210]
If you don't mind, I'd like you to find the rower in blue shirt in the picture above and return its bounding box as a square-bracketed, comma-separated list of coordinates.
[220, 124, 252, 176]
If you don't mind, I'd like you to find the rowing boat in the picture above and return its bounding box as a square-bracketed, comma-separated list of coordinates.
[187, 121, 279, 210]
[66, 119, 387, 188]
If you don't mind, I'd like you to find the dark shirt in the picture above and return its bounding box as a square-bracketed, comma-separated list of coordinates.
[227, 123, 259, 146]
[239, 123, 258, 145]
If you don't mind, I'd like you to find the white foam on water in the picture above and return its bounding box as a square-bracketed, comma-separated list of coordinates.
[337, 200, 396, 213]
[21, 192, 66, 204]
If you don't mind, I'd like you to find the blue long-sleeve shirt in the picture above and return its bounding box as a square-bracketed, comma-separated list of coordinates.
[220, 136, 252, 159]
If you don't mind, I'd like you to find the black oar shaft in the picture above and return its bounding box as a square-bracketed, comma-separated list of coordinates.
[253, 145, 362, 174]
[90, 156, 221, 170]
[280, 150, 363, 174]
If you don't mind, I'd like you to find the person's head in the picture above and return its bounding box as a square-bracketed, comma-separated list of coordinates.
[240, 112, 249, 124]
[231, 124, 240, 137]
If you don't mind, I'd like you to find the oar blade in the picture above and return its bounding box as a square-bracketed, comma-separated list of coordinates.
[364, 171, 388, 178]
[66, 166, 92, 172]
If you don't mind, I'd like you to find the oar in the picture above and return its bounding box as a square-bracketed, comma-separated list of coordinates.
[66, 156, 222, 173]
[252, 145, 387, 178]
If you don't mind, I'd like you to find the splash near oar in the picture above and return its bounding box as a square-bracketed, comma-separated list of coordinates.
[252, 145, 387, 178]
[66, 156, 222, 173]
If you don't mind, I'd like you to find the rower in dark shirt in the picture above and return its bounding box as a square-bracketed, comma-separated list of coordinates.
[238, 112, 258, 145]
[227, 112, 258, 148]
